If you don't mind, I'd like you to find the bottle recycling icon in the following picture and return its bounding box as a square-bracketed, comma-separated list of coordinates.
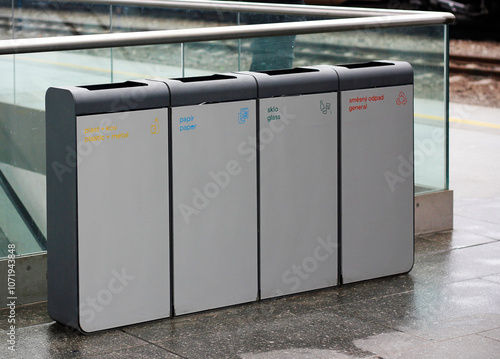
[396, 91, 407, 106]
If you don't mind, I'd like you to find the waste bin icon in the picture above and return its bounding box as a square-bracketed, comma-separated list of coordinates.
[46, 80, 171, 333]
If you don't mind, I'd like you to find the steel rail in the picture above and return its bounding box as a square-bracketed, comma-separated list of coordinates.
[449, 54, 500, 78]
[57, 0, 432, 18]
[450, 54, 500, 67]
[0, 12, 455, 55]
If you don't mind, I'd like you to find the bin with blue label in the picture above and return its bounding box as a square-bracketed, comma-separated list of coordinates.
[162, 74, 258, 315]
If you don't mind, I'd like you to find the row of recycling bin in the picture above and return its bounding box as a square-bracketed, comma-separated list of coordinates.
[46, 61, 414, 333]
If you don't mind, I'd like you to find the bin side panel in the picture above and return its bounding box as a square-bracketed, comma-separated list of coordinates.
[76, 108, 170, 332]
[46, 88, 79, 329]
[172, 100, 258, 315]
[259, 93, 339, 299]
[341, 85, 414, 284]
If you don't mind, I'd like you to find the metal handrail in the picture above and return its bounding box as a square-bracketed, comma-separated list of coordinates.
[0, 9, 454, 55]
[59, 0, 430, 17]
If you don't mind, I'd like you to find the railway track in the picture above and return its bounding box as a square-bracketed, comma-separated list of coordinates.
[449, 54, 500, 78]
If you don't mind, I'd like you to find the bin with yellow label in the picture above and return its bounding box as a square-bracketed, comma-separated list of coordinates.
[46, 80, 171, 333]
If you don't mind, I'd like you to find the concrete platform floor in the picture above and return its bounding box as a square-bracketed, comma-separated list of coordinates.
[1, 103, 500, 359]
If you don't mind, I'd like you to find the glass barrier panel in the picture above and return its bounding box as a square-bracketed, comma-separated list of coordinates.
[183, 40, 240, 76]
[110, 4, 239, 32]
[0, 53, 38, 257]
[12, 1, 111, 39]
[0, 49, 113, 259]
[293, 25, 447, 193]
[111, 44, 183, 81]
[0, 180, 43, 256]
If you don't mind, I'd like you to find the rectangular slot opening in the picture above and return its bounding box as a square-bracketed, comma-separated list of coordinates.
[338, 61, 394, 69]
[260, 68, 319, 76]
[174, 74, 236, 83]
[79, 81, 147, 91]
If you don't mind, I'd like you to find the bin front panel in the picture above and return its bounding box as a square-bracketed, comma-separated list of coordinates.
[341, 84, 414, 284]
[259, 92, 339, 299]
[172, 100, 258, 315]
[76, 108, 170, 332]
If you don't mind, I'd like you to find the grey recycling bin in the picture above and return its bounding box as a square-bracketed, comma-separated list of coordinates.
[334, 61, 414, 284]
[162, 74, 258, 315]
[246, 67, 339, 299]
[46, 81, 171, 333]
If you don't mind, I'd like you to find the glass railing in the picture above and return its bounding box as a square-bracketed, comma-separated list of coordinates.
[0, 0, 452, 259]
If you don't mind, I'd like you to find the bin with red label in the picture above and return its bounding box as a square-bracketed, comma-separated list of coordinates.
[334, 61, 415, 284]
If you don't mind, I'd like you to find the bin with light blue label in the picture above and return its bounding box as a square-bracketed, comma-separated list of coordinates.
[161, 74, 258, 315]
